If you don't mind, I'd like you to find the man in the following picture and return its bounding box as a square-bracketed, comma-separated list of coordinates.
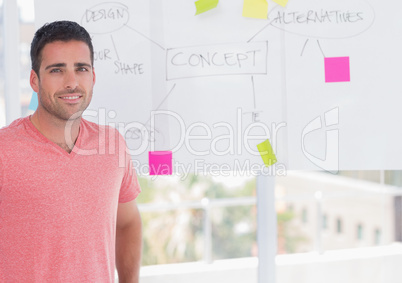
[0, 21, 142, 282]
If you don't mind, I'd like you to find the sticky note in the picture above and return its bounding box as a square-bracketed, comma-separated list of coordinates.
[195, 0, 219, 15]
[257, 139, 277, 167]
[324, 57, 350, 83]
[149, 151, 173, 175]
[272, 0, 288, 7]
[28, 92, 38, 111]
[242, 0, 268, 19]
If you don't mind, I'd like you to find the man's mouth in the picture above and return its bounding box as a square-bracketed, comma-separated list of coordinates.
[60, 95, 81, 100]
[59, 95, 83, 102]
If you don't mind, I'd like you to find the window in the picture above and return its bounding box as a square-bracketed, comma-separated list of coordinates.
[0, 1, 5, 128]
[302, 208, 307, 223]
[336, 218, 342, 234]
[17, 0, 35, 118]
[374, 228, 381, 245]
[1, 0, 35, 127]
[357, 224, 363, 240]
[322, 214, 328, 230]
[136, 174, 257, 265]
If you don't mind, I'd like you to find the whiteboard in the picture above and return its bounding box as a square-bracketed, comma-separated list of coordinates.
[34, 0, 402, 173]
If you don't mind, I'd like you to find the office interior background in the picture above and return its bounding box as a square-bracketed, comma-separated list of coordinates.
[2, 1, 402, 282]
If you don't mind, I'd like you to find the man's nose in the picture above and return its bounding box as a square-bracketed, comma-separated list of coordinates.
[64, 70, 79, 90]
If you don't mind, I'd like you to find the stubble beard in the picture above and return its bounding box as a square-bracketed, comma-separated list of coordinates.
[38, 85, 92, 122]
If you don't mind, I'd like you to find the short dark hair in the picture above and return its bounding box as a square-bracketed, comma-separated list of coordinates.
[30, 20, 94, 76]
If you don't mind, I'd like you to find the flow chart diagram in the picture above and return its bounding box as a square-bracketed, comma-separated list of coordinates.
[35, 0, 402, 172]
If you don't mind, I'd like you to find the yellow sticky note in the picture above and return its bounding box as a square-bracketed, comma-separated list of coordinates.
[257, 139, 277, 167]
[272, 0, 288, 7]
[242, 0, 268, 19]
[195, 0, 219, 15]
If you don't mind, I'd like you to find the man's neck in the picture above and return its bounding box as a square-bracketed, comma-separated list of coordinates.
[30, 110, 81, 153]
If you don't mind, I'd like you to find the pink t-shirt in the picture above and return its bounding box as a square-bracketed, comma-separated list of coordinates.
[0, 116, 141, 282]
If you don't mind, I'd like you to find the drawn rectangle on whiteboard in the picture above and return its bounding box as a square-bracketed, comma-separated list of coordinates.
[166, 41, 268, 80]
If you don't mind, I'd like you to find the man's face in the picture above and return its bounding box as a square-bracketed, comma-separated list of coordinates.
[30, 40, 96, 121]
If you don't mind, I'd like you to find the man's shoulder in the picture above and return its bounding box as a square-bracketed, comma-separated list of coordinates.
[0, 117, 30, 159]
[0, 117, 27, 141]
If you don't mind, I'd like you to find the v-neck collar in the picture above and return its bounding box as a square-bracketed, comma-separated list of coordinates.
[25, 115, 83, 159]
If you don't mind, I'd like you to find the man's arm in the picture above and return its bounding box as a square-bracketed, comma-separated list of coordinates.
[116, 200, 142, 283]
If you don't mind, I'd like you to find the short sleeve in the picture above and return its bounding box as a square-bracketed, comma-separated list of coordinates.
[0, 156, 3, 191]
[118, 136, 141, 203]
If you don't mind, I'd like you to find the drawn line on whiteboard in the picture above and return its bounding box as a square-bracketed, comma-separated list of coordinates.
[144, 83, 177, 126]
[247, 14, 276, 43]
[251, 76, 256, 109]
[124, 24, 165, 51]
[155, 83, 176, 110]
[110, 35, 120, 61]
[300, 39, 309, 57]
[317, 40, 326, 58]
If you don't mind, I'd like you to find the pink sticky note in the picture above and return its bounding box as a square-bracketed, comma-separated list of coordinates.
[324, 57, 350, 83]
[149, 151, 172, 175]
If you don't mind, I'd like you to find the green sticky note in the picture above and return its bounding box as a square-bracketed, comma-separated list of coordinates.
[242, 0, 268, 19]
[195, 0, 219, 15]
[257, 139, 277, 167]
[272, 0, 288, 7]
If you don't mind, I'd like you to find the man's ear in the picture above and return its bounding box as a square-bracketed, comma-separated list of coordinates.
[30, 70, 39, 93]
[92, 67, 96, 85]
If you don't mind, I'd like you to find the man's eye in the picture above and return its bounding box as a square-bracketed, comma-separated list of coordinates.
[50, 69, 61, 73]
[77, 67, 88, 72]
